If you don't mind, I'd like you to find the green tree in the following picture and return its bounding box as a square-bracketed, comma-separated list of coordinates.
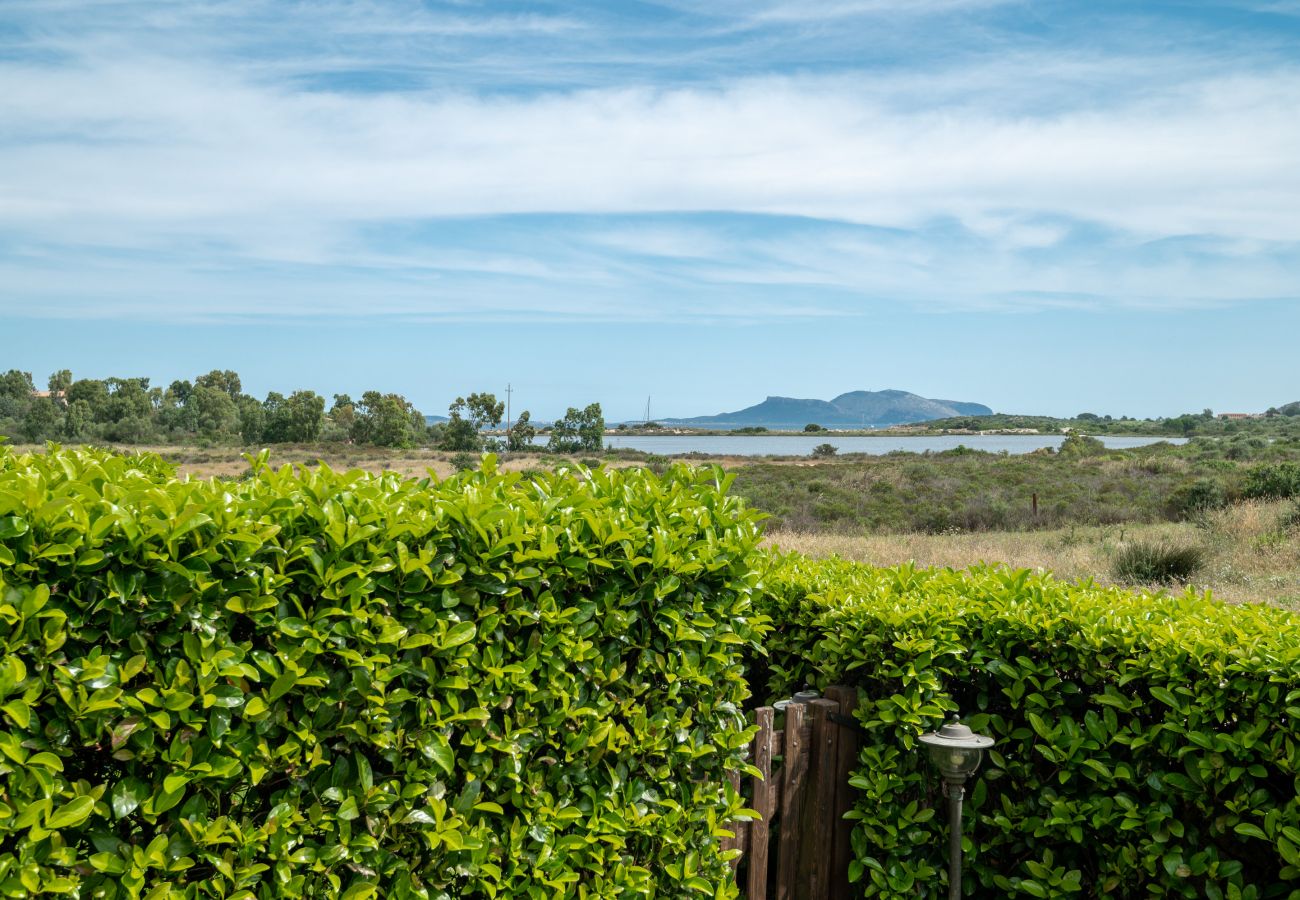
[327, 394, 356, 442]
[237, 395, 265, 443]
[465, 393, 505, 432]
[0, 370, 35, 421]
[353, 391, 423, 447]
[102, 378, 153, 424]
[284, 391, 325, 442]
[190, 385, 239, 439]
[439, 413, 480, 452]
[506, 410, 536, 451]
[156, 381, 193, 434]
[804, 423, 824, 433]
[21, 397, 62, 442]
[548, 403, 604, 453]
[1163, 414, 1200, 436]
[264, 391, 325, 443]
[262, 392, 287, 441]
[47, 369, 73, 397]
[441, 392, 504, 452]
[65, 379, 110, 422]
[62, 399, 95, 440]
[195, 369, 242, 399]
[104, 415, 153, 444]
[0, 369, 35, 398]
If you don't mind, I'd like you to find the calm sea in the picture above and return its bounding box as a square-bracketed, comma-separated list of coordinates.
[532, 434, 1189, 457]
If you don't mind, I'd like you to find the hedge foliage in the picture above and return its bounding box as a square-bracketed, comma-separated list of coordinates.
[0, 446, 766, 899]
[758, 553, 1300, 899]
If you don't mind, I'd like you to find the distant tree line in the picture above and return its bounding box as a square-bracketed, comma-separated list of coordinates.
[0, 368, 603, 453]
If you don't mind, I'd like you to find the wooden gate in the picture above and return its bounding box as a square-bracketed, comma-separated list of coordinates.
[723, 685, 861, 899]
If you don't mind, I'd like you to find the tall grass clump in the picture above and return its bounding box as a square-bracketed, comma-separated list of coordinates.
[1111, 539, 1205, 584]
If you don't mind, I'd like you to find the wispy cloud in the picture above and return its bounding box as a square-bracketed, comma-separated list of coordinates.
[744, 0, 1015, 24]
[0, 0, 1298, 323]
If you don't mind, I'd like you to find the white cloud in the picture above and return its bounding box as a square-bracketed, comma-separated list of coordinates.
[0, 2, 1298, 321]
[746, 0, 1015, 24]
[4, 61, 1297, 241]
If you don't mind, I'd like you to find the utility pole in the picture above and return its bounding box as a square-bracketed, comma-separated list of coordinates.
[505, 383, 513, 452]
[645, 395, 651, 427]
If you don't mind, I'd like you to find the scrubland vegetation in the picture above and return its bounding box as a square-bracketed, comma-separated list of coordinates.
[734, 432, 1300, 535]
[769, 499, 1300, 608]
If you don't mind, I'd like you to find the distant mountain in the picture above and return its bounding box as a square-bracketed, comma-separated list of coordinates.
[663, 390, 993, 429]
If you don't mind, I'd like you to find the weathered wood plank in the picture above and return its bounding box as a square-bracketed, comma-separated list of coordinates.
[796, 698, 840, 898]
[747, 706, 775, 900]
[825, 685, 861, 900]
[775, 702, 808, 900]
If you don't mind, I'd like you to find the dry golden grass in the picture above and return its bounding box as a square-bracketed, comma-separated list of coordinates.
[766, 500, 1300, 609]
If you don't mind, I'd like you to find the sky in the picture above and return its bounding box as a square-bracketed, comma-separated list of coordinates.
[2, 0, 1298, 421]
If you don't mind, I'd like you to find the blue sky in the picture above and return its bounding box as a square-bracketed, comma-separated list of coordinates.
[2, 0, 1298, 420]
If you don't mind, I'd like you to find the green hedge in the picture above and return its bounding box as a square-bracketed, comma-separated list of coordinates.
[759, 553, 1300, 899]
[0, 447, 766, 898]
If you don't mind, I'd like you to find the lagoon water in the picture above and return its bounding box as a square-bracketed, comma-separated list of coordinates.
[540, 433, 1189, 457]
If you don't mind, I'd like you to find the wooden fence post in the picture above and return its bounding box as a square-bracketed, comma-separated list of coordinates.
[747, 707, 775, 900]
[825, 685, 861, 900]
[795, 698, 840, 898]
[775, 702, 808, 900]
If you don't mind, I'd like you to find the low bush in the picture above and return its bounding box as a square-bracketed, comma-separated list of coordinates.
[757, 554, 1300, 899]
[1167, 477, 1227, 517]
[448, 451, 477, 471]
[1057, 434, 1106, 457]
[1243, 462, 1300, 500]
[0, 447, 766, 898]
[1110, 539, 1206, 584]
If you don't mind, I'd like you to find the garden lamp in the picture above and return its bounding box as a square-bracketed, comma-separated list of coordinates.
[918, 717, 995, 900]
[772, 689, 819, 712]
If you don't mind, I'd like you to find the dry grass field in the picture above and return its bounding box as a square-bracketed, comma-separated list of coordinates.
[36, 445, 599, 480]
[766, 499, 1300, 609]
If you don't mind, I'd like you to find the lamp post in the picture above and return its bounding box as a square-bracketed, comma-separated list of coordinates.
[918, 717, 995, 900]
[772, 689, 819, 712]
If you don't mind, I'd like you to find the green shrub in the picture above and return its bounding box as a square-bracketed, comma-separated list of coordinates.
[0, 446, 766, 898]
[757, 554, 1300, 899]
[1111, 540, 1205, 584]
[811, 443, 837, 458]
[1058, 433, 1106, 457]
[1243, 462, 1300, 499]
[448, 451, 477, 472]
[1167, 478, 1227, 517]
